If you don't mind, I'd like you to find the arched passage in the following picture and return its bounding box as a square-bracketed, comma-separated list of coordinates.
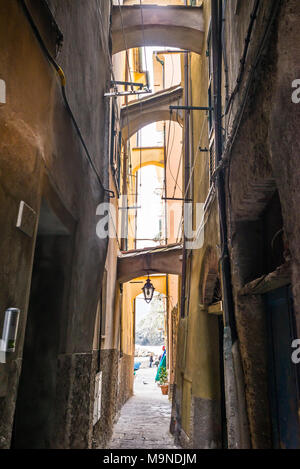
[130, 147, 164, 176]
[112, 5, 204, 55]
[117, 244, 182, 284]
[128, 275, 167, 301]
[121, 85, 183, 141]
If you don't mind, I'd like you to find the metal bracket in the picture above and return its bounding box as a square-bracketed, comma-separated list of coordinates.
[170, 105, 214, 111]
[105, 89, 152, 98]
[118, 206, 141, 210]
[111, 81, 144, 89]
[162, 197, 192, 202]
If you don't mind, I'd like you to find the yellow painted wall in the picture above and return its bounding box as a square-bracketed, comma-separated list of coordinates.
[115, 0, 183, 406]
[121, 273, 179, 389]
[131, 147, 165, 174]
[174, 0, 223, 437]
[121, 275, 168, 356]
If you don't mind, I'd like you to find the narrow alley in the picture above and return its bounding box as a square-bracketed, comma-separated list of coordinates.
[1, 0, 300, 454]
[109, 366, 178, 450]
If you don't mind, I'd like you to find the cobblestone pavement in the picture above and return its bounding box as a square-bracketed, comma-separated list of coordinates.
[108, 365, 179, 449]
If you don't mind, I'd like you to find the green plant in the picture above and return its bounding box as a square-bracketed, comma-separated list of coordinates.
[158, 367, 168, 385]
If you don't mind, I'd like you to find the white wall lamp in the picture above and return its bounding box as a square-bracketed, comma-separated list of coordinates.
[0, 308, 20, 363]
[0, 79, 6, 105]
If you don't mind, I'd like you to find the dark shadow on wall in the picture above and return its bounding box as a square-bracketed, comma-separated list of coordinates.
[11, 199, 73, 449]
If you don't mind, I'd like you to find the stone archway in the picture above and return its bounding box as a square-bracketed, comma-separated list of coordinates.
[121, 85, 183, 141]
[112, 4, 205, 55]
[117, 244, 182, 283]
[130, 147, 164, 176]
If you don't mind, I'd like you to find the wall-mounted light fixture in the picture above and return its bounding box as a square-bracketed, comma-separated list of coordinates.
[1, 308, 20, 353]
[142, 276, 155, 304]
[0, 79, 6, 105]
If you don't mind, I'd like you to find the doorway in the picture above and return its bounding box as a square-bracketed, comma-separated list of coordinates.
[265, 285, 300, 449]
[11, 199, 73, 448]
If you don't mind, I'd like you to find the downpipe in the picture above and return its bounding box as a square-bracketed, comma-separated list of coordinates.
[179, 45, 190, 319]
[211, 0, 250, 449]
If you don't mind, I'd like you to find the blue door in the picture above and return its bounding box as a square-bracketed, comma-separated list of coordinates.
[265, 286, 300, 449]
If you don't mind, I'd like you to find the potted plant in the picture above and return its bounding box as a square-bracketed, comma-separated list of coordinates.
[158, 367, 168, 395]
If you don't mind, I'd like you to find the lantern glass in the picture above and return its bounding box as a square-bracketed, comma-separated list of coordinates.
[142, 277, 155, 303]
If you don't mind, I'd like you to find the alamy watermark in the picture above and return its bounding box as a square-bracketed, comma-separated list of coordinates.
[96, 199, 205, 250]
[0, 340, 6, 364]
[292, 79, 300, 103]
[291, 339, 300, 364]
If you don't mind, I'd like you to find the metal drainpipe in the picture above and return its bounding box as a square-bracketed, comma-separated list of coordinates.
[222, 0, 229, 106]
[211, 0, 242, 448]
[121, 144, 128, 251]
[178, 0, 190, 319]
[98, 298, 103, 372]
[166, 275, 170, 369]
[179, 51, 190, 319]
[211, 0, 237, 351]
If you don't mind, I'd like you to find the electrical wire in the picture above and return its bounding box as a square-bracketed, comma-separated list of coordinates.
[115, 3, 185, 248]
[116, 1, 137, 196]
[116, 1, 156, 244]
[159, 55, 183, 196]
[172, 148, 183, 199]
[174, 113, 208, 244]
[96, 2, 116, 83]
[165, 116, 183, 195]
[20, 0, 114, 199]
[114, 0, 139, 249]
[183, 115, 207, 201]
[225, 0, 260, 117]
[214, 0, 281, 184]
[139, 0, 149, 78]
[117, 0, 133, 84]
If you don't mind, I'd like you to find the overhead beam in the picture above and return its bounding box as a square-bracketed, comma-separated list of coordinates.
[121, 85, 183, 140]
[117, 244, 182, 283]
[112, 5, 204, 55]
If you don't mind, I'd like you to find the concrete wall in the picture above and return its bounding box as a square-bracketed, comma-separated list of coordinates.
[0, 0, 111, 448]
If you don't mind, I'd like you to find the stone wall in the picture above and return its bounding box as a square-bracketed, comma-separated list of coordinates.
[93, 349, 119, 449]
[117, 354, 134, 412]
[93, 350, 134, 449]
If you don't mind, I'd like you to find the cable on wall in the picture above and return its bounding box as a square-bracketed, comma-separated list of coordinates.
[20, 0, 115, 199]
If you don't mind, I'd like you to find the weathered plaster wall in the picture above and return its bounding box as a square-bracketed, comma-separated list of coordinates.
[93, 349, 119, 449]
[224, 0, 300, 449]
[0, 0, 111, 448]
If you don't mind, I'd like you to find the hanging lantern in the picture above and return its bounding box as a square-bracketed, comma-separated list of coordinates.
[142, 276, 155, 304]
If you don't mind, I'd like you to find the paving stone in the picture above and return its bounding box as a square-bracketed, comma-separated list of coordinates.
[106, 367, 179, 449]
